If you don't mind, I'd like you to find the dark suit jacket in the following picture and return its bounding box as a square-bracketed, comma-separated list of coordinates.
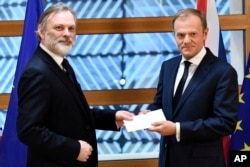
[148, 48, 238, 167]
[17, 46, 118, 167]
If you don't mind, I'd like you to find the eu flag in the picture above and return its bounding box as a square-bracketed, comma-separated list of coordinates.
[229, 55, 250, 167]
[0, 0, 43, 166]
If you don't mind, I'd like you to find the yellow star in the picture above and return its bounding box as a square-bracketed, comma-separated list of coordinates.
[241, 142, 250, 151]
[235, 120, 243, 132]
[246, 74, 250, 79]
[239, 93, 245, 103]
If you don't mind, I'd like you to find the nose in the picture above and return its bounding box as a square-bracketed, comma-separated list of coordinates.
[183, 35, 191, 43]
[63, 28, 70, 36]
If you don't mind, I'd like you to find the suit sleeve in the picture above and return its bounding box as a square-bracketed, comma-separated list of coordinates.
[90, 107, 118, 130]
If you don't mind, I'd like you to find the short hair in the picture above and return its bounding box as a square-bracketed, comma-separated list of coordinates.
[171, 8, 207, 31]
[36, 3, 77, 40]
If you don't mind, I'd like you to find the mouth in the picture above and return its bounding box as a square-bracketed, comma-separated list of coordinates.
[181, 47, 190, 50]
[181, 45, 194, 50]
[60, 40, 72, 45]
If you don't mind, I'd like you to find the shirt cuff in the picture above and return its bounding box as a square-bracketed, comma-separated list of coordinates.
[176, 122, 180, 142]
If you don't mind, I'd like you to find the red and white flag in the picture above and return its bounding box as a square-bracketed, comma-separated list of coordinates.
[196, 0, 230, 165]
[197, 0, 227, 61]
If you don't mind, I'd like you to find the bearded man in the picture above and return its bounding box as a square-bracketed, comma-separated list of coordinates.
[16, 3, 133, 167]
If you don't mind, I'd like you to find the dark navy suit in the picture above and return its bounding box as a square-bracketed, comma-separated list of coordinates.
[17, 46, 118, 167]
[148, 48, 238, 167]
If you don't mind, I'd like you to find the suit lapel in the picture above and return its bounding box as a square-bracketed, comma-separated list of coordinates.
[37, 47, 90, 119]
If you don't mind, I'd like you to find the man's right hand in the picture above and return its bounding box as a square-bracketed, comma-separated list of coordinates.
[77, 140, 93, 162]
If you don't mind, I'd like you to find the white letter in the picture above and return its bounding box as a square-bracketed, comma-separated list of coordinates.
[234, 155, 241, 162]
[241, 155, 247, 162]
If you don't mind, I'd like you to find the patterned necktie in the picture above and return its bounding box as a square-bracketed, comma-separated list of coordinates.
[173, 61, 191, 109]
[62, 58, 76, 83]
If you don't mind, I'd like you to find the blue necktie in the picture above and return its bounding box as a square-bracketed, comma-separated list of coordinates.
[173, 61, 191, 109]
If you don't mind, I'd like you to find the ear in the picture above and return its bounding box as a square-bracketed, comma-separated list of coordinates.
[203, 28, 209, 39]
[37, 25, 45, 40]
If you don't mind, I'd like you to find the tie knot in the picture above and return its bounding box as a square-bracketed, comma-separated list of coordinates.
[184, 61, 191, 68]
[62, 58, 70, 70]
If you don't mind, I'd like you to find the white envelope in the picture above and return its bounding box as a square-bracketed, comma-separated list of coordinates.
[124, 109, 166, 132]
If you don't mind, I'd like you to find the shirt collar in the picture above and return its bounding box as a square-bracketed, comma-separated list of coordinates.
[40, 43, 65, 69]
[181, 47, 206, 66]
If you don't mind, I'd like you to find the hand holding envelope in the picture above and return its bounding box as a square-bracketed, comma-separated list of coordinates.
[124, 109, 166, 132]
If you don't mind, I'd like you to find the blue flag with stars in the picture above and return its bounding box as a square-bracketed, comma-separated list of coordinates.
[229, 55, 250, 166]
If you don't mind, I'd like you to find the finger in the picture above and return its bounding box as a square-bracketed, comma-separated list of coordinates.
[89, 146, 93, 152]
[147, 126, 157, 131]
[139, 110, 150, 115]
[151, 120, 165, 126]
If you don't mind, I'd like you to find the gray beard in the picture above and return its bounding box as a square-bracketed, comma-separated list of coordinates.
[45, 33, 74, 56]
[54, 43, 73, 56]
